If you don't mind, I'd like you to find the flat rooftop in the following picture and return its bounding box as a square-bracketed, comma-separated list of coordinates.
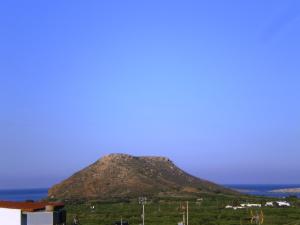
[0, 201, 64, 212]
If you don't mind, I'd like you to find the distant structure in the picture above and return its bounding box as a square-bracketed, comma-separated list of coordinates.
[265, 202, 274, 207]
[0, 201, 66, 225]
[241, 203, 261, 208]
[225, 203, 262, 210]
[276, 201, 291, 207]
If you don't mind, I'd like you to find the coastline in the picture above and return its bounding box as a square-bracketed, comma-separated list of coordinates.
[270, 188, 300, 193]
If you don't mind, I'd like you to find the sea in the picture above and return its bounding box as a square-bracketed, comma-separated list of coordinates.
[0, 188, 48, 201]
[0, 185, 299, 201]
[225, 184, 300, 198]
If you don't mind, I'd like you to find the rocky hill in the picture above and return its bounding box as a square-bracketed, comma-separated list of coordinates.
[48, 154, 236, 200]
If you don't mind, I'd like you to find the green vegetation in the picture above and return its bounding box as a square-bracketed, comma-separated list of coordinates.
[65, 194, 300, 225]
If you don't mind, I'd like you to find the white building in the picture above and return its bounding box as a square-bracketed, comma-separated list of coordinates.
[276, 201, 291, 207]
[233, 206, 245, 210]
[265, 202, 274, 207]
[0, 201, 66, 225]
[240, 203, 261, 208]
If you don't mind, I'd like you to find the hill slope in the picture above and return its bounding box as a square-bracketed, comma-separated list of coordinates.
[48, 154, 236, 200]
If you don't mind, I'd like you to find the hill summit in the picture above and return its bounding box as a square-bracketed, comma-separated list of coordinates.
[48, 153, 235, 200]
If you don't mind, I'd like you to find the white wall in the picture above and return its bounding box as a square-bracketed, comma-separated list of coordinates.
[0, 208, 21, 225]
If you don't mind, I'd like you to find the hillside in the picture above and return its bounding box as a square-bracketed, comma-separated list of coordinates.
[48, 154, 236, 200]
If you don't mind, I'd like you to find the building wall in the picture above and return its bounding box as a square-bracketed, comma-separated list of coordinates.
[22, 214, 27, 225]
[26, 212, 53, 225]
[0, 208, 22, 225]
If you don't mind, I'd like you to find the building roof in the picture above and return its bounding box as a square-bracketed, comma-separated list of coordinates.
[0, 201, 64, 212]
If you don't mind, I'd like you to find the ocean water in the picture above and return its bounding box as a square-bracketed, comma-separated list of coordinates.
[0, 185, 299, 201]
[0, 188, 48, 201]
[226, 184, 300, 198]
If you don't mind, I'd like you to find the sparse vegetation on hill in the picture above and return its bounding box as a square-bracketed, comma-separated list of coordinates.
[49, 154, 236, 200]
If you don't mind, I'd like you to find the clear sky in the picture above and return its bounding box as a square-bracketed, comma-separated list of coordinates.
[0, 0, 299, 189]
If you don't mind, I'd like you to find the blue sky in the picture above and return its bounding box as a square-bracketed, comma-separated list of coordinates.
[0, 0, 299, 188]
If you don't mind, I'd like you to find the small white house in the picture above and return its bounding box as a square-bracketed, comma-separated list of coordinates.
[233, 206, 245, 210]
[265, 202, 274, 207]
[276, 201, 291, 207]
[226, 203, 264, 210]
[225, 205, 245, 210]
[240, 203, 261, 208]
[0, 201, 66, 225]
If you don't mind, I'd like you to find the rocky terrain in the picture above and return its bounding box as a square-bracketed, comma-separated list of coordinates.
[48, 153, 236, 200]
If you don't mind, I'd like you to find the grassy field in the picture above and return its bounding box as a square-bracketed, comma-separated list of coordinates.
[65, 194, 300, 225]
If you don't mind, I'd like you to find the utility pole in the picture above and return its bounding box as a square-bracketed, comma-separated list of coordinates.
[139, 197, 147, 225]
[143, 203, 145, 225]
[186, 201, 189, 225]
